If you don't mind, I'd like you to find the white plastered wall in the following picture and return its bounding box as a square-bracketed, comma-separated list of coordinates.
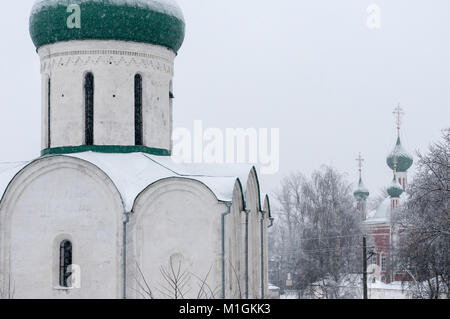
[38, 40, 175, 151]
[224, 180, 245, 299]
[0, 156, 124, 299]
[127, 177, 226, 299]
[245, 168, 263, 299]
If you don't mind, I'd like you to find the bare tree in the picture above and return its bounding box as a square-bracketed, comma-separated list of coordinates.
[133, 263, 154, 299]
[270, 166, 363, 298]
[392, 128, 449, 299]
[135, 257, 219, 299]
[157, 256, 192, 299]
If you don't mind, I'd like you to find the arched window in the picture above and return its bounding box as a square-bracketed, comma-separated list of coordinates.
[134, 74, 143, 146]
[59, 240, 73, 287]
[370, 253, 378, 266]
[47, 77, 51, 148]
[84, 72, 94, 145]
[381, 254, 387, 272]
[169, 81, 174, 100]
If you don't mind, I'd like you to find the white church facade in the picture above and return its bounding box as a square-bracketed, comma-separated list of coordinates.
[0, 0, 271, 299]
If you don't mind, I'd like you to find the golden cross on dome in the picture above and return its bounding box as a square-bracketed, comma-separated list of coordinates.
[356, 153, 364, 180]
[393, 103, 404, 137]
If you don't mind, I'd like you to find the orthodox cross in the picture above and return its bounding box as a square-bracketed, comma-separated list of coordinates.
[393, 104, 404, 137]
[356, 153, 364, 180]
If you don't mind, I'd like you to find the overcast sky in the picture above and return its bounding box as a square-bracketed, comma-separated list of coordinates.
[0, 0, 449, 200]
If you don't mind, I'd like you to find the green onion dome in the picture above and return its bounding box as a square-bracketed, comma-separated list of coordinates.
[354, 178, 370, 201]
[29, 0, 185, 53]
[387, 175, 403, 198]
[386, 137, 413, 173]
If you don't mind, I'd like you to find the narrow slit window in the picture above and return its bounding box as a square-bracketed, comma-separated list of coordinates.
[84, 72, 94, 145]
[169, 81, 174, 144]
[135, 74, 143, 146]
[47, 77, 51, 148]
[59, 240, 73, 287]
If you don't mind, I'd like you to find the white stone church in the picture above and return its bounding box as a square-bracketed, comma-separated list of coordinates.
[0, 0, 271, 299]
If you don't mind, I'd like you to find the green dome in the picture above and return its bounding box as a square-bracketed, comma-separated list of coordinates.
[29, 0, 185, 53]
[387, 175, 403, 198]
[354, 178, 369, 201]
[386, 137, 413, 173]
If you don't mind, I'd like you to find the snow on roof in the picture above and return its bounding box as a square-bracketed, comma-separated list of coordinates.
[0, 161, 30, 202]
[364, 194, 408, 225]
[364, 198, 391, 224]
[368, 280, 408, 291]
[356, 180, 369, 194]
[366, 209, 377, 220]
[311, 274, 410, 291]
[311, 274, 362, 288]
[268, 284, 280, 291]
[0, 152, 252, 211]
[68, 152, 250, 210]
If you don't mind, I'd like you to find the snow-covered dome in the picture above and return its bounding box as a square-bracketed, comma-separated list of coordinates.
[387, 175, 403, 198]
[386, 137, 413, 173]
[354, 178, 370, 201]
[29, 0, 185, 53]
